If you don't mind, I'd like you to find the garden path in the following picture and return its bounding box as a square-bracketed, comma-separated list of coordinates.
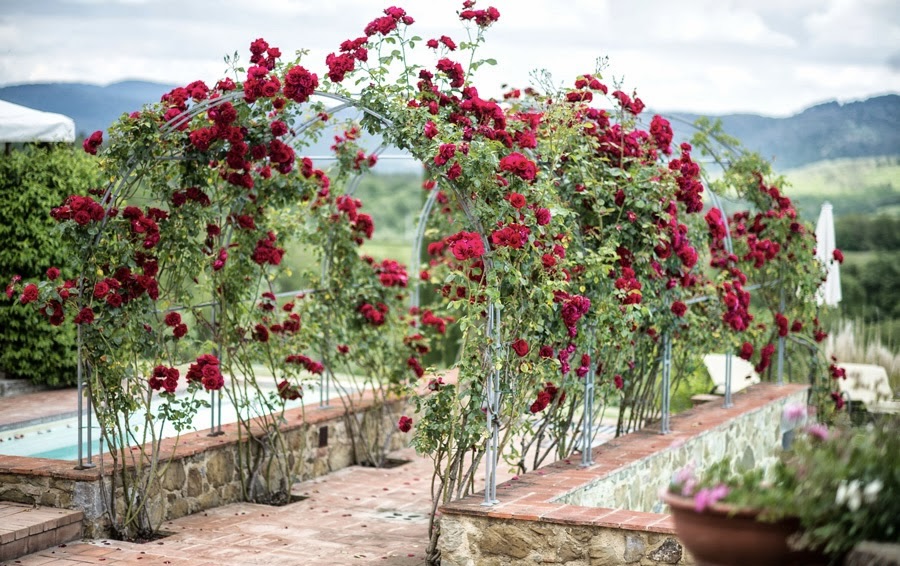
[0, 388, 503, 566]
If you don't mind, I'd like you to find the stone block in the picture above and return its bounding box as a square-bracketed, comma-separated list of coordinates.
[186, 467, 203, 497]
[845, 542, 900, 566]
[648, 538, 682, 564]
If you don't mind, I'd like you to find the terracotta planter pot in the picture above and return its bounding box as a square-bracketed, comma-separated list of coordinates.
[661, 491, 826, 566]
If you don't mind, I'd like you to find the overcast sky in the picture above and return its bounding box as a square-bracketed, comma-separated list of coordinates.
[1, 0, 898, 116]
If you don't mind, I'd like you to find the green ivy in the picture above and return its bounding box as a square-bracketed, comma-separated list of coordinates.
[0, 144, 101, 386]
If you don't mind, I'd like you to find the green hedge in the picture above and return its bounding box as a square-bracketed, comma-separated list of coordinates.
[0, 144, 101, 386]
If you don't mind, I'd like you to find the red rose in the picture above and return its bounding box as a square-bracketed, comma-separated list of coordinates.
[614, 374, 624, 389]
[534, 208, 551, 226]
[506, 192, 526, 209]
[498, 152, 537, 182]
[832, 249, 844, 263]
[511, 339, 529, 357]
[277, 380, 302, 401]
[82, 130, 103, 155]
[446, 231, 485, 261]
[282, 65, 318, 103]
[173, 323, 188, 339]
[46, 267, 60, 281]
[163, 312, 181, 327]
[73, 307, 95, 325]
[19, 283, 39, 304]
[398, 416, 413, 432]
[670, 301, 687, 317]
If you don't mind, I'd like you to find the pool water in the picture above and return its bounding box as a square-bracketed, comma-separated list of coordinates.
[0, 383, 353, 461]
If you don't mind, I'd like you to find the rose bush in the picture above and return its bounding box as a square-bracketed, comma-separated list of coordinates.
[5, 2, 835, 557]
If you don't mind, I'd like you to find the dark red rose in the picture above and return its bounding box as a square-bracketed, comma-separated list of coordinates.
[398, 416, 413, 432]
[19, 283, 39, 304]
[511, 339, 529, 357]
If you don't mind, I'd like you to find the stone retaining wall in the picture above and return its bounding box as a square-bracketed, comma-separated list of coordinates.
[439, 383, 809, 565]
[0, 390, 410, 537]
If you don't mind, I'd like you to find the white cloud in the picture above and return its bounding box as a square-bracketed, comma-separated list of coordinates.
[0, 0, 896, 115]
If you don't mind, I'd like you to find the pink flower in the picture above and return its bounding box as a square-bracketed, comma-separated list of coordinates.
[694, 484, 729, 512]
[805, 424, 829, 441]
[782, 403, 807, 425]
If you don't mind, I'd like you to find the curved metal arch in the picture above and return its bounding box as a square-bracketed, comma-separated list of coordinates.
[73, 85, 506, 510]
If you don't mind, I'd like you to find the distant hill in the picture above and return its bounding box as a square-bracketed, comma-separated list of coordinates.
[664, 94, 900, 169]
[1, 81, 897, 170]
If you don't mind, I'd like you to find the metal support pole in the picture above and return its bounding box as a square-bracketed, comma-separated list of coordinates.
[581, 353, 595, 466]
[660, 333, 672, 434]
[84, 367, 94, 467]
[482, 303, 500, 506]
[724, 352, 734, 408]
[75, 325, 85, 469]
[208, 304, 224, 436]
[777, 289, 786, 386]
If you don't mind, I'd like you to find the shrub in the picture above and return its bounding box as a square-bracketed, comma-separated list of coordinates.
[0, 144, 101, 386]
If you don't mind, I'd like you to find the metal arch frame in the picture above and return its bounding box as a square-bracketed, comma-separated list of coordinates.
[72, 88, 508, 481]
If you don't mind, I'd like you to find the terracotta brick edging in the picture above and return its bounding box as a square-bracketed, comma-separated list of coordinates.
[438, 382, 809, 565]
[0, 369, 458, 538]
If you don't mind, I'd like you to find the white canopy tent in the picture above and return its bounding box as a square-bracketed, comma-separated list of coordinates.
[0, 99, 75, 143]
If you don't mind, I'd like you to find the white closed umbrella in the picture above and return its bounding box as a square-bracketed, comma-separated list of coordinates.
[815, 202, 841, 306]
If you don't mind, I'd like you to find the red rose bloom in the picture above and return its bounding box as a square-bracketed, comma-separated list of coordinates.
[511, 339, 529, 357]
[164, 311, 182, 327]
[499, 152, 537, 182]
[73, 307, 95, 325]
[398, 416, 413, 432]
[19, 283, 39, 304]
[277, 380, 302, 401]
[832, 249, 844, 263]
[507, 192, 526, 209]
[82, 130, 103, 155]
[446, 231, 485, 260]
[670, 301, 687, 317]
[283, 65, 318, 103]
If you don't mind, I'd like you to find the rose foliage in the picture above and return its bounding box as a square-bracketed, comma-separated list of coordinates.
[5, 2, 835, 556]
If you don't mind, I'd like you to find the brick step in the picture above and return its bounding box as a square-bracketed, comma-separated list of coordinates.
[0, 502, 83, 561]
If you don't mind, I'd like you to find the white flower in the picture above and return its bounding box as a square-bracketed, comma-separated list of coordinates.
[863, 479, 883, 504]
[836, 479, 863, 511]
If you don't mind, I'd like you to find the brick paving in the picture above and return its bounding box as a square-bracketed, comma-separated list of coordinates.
[0, 386, 509, 566]
[1, 446, 468, 566]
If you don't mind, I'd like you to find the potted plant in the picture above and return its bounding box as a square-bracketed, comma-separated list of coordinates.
[662, 408, 899, 566]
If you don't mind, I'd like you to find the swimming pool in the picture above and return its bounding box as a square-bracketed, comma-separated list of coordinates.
[0, 380, 357, 461]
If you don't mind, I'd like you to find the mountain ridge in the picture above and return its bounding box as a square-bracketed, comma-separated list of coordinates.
[1, 81, 897, 170]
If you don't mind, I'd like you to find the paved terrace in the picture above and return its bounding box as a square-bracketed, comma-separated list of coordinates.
[0, 386, 542, 566]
